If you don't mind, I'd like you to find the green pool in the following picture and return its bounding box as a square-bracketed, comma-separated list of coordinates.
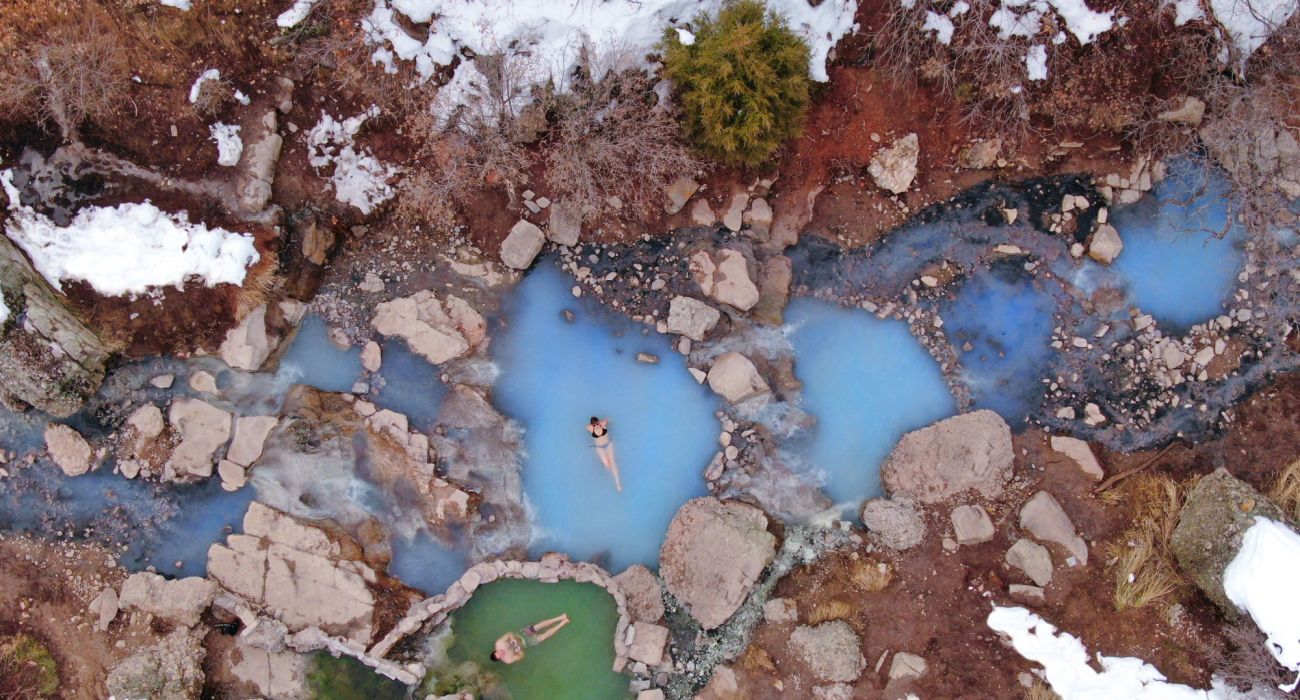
[440, 579, 631, 700]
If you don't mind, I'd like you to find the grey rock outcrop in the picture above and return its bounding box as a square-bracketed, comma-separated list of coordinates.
[546, 201, 581, 246]
[666, 296, 720, 341]
[119, 572, 217, 628]
[788, 621, 867, 683]
[860, 497, 927, 550]
[659, 497, 776, 630]
[0, 236, 108, 416]
[1006, 538, 1053, 587]
[1019, 491, 1088, 564]
[106, 629, 206, 700]
[234, 110, 283, 214]
[881, 410, 1014, 504]
[1171, 468, 1286, 614]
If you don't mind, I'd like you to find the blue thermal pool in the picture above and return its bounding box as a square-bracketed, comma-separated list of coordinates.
[786, 298, 957, 505]
[493, 261, 720, 572]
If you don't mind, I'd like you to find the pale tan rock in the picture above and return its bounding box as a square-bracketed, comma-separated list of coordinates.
[500, 220, 545, 269]
[166, 398, 232, 480]
[228, 637, 311, 700]
[721, 193, 748, 232]
[888, 652, 928, 681]
[106, 629, 205, 700]
[89, 587, 119, 632]
[372, 291, 486, 365]
[188, 370, 218, 394]
[1019, 491, 1088, 565]
[689, 198, 717, 227]
[613, 564, 665, 624]
[119, 572, 217, 627]
[950, 504, 995, 545]
[868, 133, 919, 194]
[1088, 224, 1123, 264]
[789, 621, 866, 683]
[881, 410, 1013, 504]
[627, 622, 669, 666]
[664, 177, 699, 214]
[1049, 436, 1104, 481]
[691, 248, 759, 311]
[659, 498, 775, 630]
[227, 416, 278, 467]
[706, 352, 769, 404]
[1006, 538, 1053, 587]
[219, 303, 273, 371]
[45, 423, 93, 476]
[666, 296, 720, 342]
[361, 341, 382, 373]
[218, 459, 247, 491]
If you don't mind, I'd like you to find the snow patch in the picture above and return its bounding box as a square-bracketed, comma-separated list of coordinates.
[277, 0, 324, 27]
[987, 606, 1217, 698]
[306, 107, 397, 215]
[923, 10, 956, 43]
[0, 291, 9, 325]
[1167, 0, 1207, 24]
[363, 0, 858, 85]
[159, 0, 191, 9]
[209, 123, 243, 167]
[1222, 517, 1300, 692]
[1046, 0, 1115, 44]
[1025, 44, 1048, 80]
[1210, 0, 1298, 61]
[189, 68, 221, 104]
[2, 201, 259, 298]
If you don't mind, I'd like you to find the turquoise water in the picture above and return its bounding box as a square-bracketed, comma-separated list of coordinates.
[942, 266, 1058, 424]
[786, 298, 957, 504]
[493, 261, 719, 571]
[1110, 160, 1246, 330]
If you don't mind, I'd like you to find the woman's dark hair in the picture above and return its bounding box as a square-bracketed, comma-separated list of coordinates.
[590, 416, 600, 425]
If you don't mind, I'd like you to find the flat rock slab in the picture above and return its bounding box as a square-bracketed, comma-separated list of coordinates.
[788, 621, 866, 683]
[950, 504, 995, 545]
[1019, 491, 1088, 565]
[881, 410, 1014, 504]
[659, 497, 775, 630]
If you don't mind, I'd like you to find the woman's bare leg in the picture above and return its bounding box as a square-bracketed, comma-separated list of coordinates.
[606, 443, 622, 492]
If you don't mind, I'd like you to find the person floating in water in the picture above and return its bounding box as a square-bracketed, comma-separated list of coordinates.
[490, 614, 571, 664]
[587, 416, 622, 492]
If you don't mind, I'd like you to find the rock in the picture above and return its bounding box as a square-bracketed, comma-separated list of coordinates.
[166, 398, 232, 480]
[950, 504, 995, 545]
[1088, 224, 1123, 264]
[880, 410, 1014, 504]
[207, 502, 378, 643]
[1171, 468, 1286, 614]
[743, 197, 773, 236]
[1202, 119, 1300, 199]
[762, 597, 798, 624]
[150, 374, 176, 389]
[358, 272, 385, 293]
[1009, 584, 1045, 606]
[188, 370, 218, 394]
[696, 249, 759, 311]
[958, 138, 1002, 170]
[106, 630, 205, 700]
[627, 622, 669, 666]
[219, 303, 273, 371]
[888, 652, 928, 681]
[659, 497, 776, 630]
[1157, 96, 1206, 126]
[235, 112, 283, 213]
[613, 564, 664, 624]
[89, 587, 119, 632]
[359, 341, 382, 373]
[721, 193, 748, 232]
[1049, 436, 1104, 481]
[0, 236, 109, 417]
[637, 690, 666, 700]
[1083, 402, 1106, 426]
[44, 423, 93, 476]
[695, 665, 740, 700]
[227, 416, 278, 467]
[1006, 538, 1053, 587]
[1019, 491, 1088, 565]
[859, 497, 927, 550]
[753, 255, 792, 325]
[500, 220, 546, 269]
[868, 133, 919, 194]
[665, 296, 720, 341]
[1162, 342, 1186, 370]
[688, 198, 716, 226]
[128, 405, 165, 440]
[812, 684, 854, 700]
[706, 352, 770, 404]
[227, 635, 310, 700]
[664, 176, 699, 214]
[372, 291, 486, 365]
[788, 621, 866, 683]
[218, 459, 247, 491]
[119, 572, 217, 628]
[547, 201, 581, 246]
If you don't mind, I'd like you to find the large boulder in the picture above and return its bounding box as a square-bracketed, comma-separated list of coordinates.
[690, 248, 760, 311]
[666, 296, 720, 341]
[165, 398, 232, 481]
[219, 303, 273, 371]
[613, 564, 664, 624]
[372, 291, 486, 365]
[706, 352, 770, 404]
[859, 497, 927, 550]
[788, 621, 867, 683]
[0, 236, 109, 416]
[1171, 468, 1286, 614]
[44, 423, 93, 476]
[881, 410, 1014, 504]
[659, 497, 776, 630]
[500, 219, 545, 269]
[868, 133, 919, 195]
[119, 572, 217, 628]
[106, 629, 206, 700]
[207, 502, 379, 643]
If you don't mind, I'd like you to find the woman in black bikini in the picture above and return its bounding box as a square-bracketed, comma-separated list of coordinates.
[587, 416, 622, 492]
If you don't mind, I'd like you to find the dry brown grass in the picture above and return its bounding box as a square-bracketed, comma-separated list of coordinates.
[1024, 680, 1061, 700]
[806, 599, 853, 625]
[1108, 474, 1192, 611]
[738, 644, 777, 674]
[234, 249, 280, 320]
[1266, 457, 1300, 522]
[849, 558, 894, 592]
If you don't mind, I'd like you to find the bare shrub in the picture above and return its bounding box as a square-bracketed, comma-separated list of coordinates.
[1214, 619, 1296, 695]
[543, 53, 702, 219]
[1266, 457, 1300, 521]
[0, 14, 129, 139]
[190, 74, 232, 118]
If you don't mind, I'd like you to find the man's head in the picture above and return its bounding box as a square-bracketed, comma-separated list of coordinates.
[490, 650, 504, 663]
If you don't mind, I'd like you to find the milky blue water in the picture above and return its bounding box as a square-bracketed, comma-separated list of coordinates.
[373, 340, 448, 432]
[277, 315, 364, 393]
[786, 298, 957, 505]
[1110, 160, 1246, 330]
[941, 266, 1058, 424]
[387, 530, 469, 595]
[493, 261, 719, 571]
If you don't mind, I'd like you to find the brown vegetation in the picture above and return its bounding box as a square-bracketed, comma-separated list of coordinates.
[1106, 474, 1192, 611]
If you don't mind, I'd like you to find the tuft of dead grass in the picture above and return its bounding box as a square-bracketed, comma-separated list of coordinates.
[1024, 680, 1061, 700]
[806, 599, 853, 626]
[738, 644, 777, 675]
[849, 558, 894, 593]
[1266, 457, 1300, 522]
[1108, 474, 1192, 611]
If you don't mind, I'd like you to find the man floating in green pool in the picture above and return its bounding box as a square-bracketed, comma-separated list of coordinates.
[490, 614, 571, 664]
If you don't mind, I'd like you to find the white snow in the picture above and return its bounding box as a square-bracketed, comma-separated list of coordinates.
[0, 291, 9, 325]
[363, 0, 858, 84]
[189, 69, 221, 104]
[1222, 517, 1300, 692]
[1045, 0, 1115, 44]
[306, 107, 397, 215]
[987, 607, 1217, 699]
[234, 89, 251, 106]
[1168, 0, 1207, 24]
[159, 0, 191, 9]
[1025, 44, 1049, 80]
[1210, 0, 1298, 61]
[209, 123, 243, 167]
[989, 3, 1046, 39]
[2, 201, 259, 298]
[950, 0, 971, 14]
[277, 0, 324, 27]
[923, 10, 956, 43]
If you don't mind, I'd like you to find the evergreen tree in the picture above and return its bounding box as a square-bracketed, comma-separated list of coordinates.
[662, 0, 811, 168]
